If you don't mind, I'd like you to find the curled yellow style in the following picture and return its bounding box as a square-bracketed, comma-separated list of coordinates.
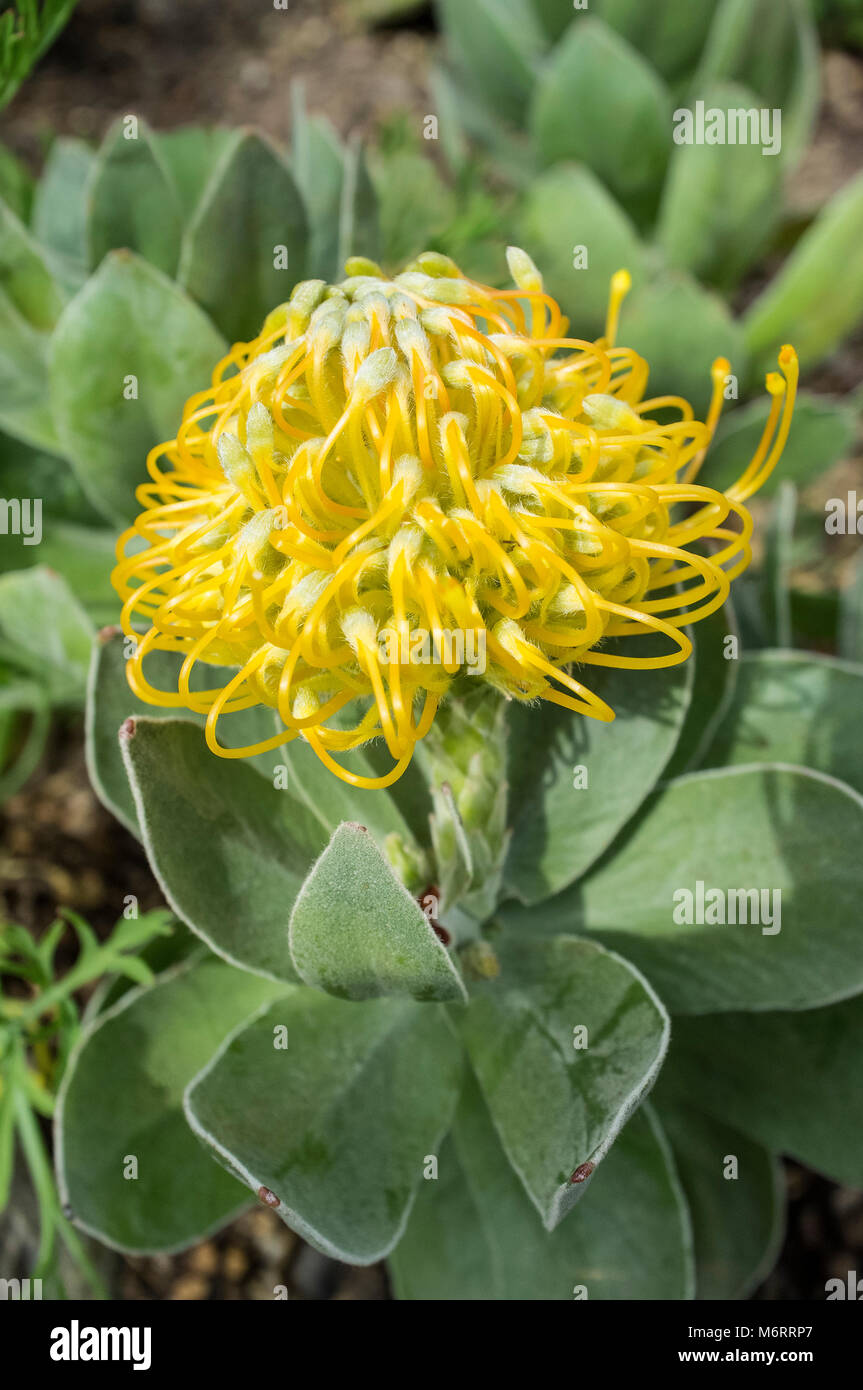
[113, 247, 797, 788]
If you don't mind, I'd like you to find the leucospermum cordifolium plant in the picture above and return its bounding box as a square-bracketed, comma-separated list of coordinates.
[48, 237, 863, 1302]
[2, 87, 862, 1297]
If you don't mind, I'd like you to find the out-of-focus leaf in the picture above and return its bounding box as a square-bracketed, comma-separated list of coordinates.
[703, 649, 863, 797]
[664, 602, 739, 778]
[839, 551, 863, 663]
[594, 0, 721, 85]
[694, 0, 819, 162]
[700, 390, 856, 497]
[50, 250, 226, 524]
[0, 566, 92, 702]
[0, 197, 66, 328]
[0, 286, 58, 449]
[744, 172, 863, 374]
[31, 136, 93, 280]
[530, 18, 672, 226]
[0, 141, 33, 220]
[154, 126, 235, 221]
[337, 136, 380, 272]
[653, 1095, 783, 1299]
[517, 162, 648, 339]
[657, 81, 782, 290]
[373, 150, 455, 269]
[661, 996, 863, 1187]
[87, 117, 183, 277]
[436, 0, 547, 126]
[178, 129, 307, 343]
[619, 272, 746, 415]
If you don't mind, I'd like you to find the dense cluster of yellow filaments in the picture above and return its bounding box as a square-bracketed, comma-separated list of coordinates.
[113, 247, 797, 788]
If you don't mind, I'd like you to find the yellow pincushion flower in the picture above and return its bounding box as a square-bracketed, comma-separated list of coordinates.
[113, 248, 797, 788]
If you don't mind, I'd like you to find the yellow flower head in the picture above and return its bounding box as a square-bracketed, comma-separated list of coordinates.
[113, 248, 797, 788]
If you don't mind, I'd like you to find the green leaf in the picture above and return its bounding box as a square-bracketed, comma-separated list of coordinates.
[50, 250, 226, 524]
[373, 150, 455, 269]
[154, 125, 235, 222]
[390, 1076, 693, 1300]
[694, 0, 819, 162]
[0, 566, 92, 702]
[31, 137, 93, 278]
[0, 285, 58, 449]
[530, 18, 672, 225]
[839, 551, 863, 663]
[55, 954, 286, 1252]
[517, 163, 648, 339]
[178, 129, 308, 344]
[744, 172, 863, 374]
[0, 196, 66, 329]
[87, 117, 183, 277]
[288, 822, 466, 1002]
[184, 992, 463, 1263]
[505, 635, 693, 903]
[291, 100, 345, 282]
[436, 0, 547, 126]
[279, 735, 415, 844]
[0, 140, 33, 221]
[338, 136, 380, 272]
[703, 649, 863, 797]
[509, 764, 863, 1013]
[653, 1097, 783, 1299]
[121, 716, 327, 980]
[699, 390, 856, 497]
[619, 272, 747, 415]
[86, 628, 280, 837]
[762, 482, 796, 648]
[594, 0, 720, 85]
[460, 934, 669, 1229]
[661, 997, 863, 1187]
[656, 81, 782, 290]
[664, 602, 739, 778]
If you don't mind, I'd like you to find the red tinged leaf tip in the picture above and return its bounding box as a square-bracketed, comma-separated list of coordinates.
[119, 717, 136, 741]
[98, 625, 122, 644]
[257, 1186, 280, 1208]
[569, 1162, 595, 1185]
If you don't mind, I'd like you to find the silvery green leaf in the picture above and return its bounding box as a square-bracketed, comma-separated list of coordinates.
[184, 992, 463, 1263]
[390, 1075, 693, 1300]
[744, 171, 863, 374]
[288, 822, 467, 1002]
[703, 649, 863, 797]
[460, 934, 669, 1229]
[121, 717, 328, 981]
[518, 163, 649, 339]
[56, 955, 287, 1252]
[178, 129, 308, 343]
[87, 116, 183, 277]
[507, 764, 863, 1013]
[50, 251, 226, 524]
